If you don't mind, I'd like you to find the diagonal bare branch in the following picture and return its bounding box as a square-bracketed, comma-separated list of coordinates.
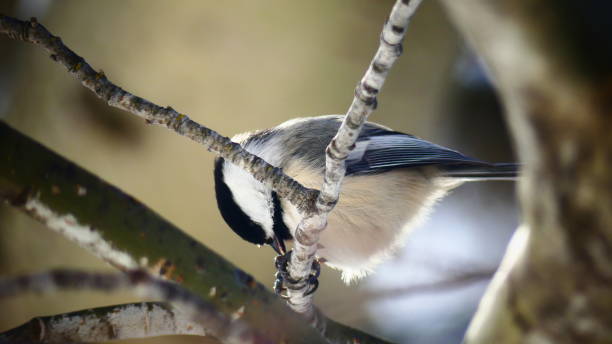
[3, 4, 416, 337]
[0, 14, 318, 214]
[285, 0, 424, 321]
[0, 302, 207, 343]
[0, 122, 390, 344]
[0, 269, 266, 344]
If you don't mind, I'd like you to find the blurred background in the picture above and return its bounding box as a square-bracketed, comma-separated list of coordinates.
[0, 1, 518, 343]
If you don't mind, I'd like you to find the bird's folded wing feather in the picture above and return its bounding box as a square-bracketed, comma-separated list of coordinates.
[345, 132, 498, 176]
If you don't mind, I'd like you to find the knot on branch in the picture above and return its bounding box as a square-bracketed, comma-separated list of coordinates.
[372, 61, 389, 74]
[70, 59, 84, 73]
[171, 113, 189, 131]
[345, 115, 362, 130]
[354, 84, 378, 108]
[94, 69, 106, 81]
[295, 225, 325, 247]
[380, 31, 404, 57]
[296, 188, 320, 215]
[326, 141, 352, 161]
[316, 197, 338, 213]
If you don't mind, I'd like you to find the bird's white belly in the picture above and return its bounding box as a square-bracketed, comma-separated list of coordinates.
[282, 161, 459, 283]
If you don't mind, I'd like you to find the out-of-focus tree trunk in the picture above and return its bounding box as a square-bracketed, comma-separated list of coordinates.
[442, 1, 612, 342]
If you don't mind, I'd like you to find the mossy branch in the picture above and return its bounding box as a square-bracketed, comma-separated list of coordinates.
[0, 121, 391, 344]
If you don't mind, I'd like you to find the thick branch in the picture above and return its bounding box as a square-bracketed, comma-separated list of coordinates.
[0, 302, 206, 343]
[0, 270, 258, 344]
[0, 121, 390, 344]
[442, 1, 612, 343]
[0, 14, 318, 213]
[286, 0, 423, 320]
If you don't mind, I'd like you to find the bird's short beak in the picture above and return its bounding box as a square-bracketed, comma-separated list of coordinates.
[270, 235, 286, 255]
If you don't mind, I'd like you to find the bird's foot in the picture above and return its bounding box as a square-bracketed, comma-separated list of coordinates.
[274, 250, 320, 298]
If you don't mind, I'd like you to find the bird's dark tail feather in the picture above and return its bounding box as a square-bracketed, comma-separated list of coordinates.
[440, 163, 520, 181]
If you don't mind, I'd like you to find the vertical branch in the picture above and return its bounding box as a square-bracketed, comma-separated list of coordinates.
[442, 1, 612, 342]
[286, 0, 424, 322]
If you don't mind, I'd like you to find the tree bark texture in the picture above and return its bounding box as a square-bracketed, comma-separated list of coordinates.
[0, 302, 208, 343]
[442, 1, 612, 343]
[0, 121, 390, 344]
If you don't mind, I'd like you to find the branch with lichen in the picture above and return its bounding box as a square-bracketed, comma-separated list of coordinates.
[284, 0, 424, 321]
[0, 6, 414, 338]
[0, 3, 421, 328]
[0, 13, 317, 214]
[0, 269, 261, 344]
[0, 121, 391, 344]
[0, 302, 206, 343]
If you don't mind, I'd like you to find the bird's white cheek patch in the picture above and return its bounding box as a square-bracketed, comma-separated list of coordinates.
[223, 163, 275, 238]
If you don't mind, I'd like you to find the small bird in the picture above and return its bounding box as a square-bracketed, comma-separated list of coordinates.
[214, 115, 518, 283]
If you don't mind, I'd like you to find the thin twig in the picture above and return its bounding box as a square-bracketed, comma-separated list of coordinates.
[326, 268, 495, 320]
[365, 268, 495, 300]
[0, 302, 207, 343]
[0, 269, 269, 344]
[285, 0, 424, 322]
[0, 14, 318, 213]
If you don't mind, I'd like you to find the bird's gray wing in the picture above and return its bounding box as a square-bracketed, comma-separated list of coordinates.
[346, 131, 518, 179]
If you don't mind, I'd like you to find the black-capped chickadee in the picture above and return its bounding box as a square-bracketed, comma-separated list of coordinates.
[214, 115, 518, 282]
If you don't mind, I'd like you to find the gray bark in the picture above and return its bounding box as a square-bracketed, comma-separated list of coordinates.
[442, 1, 612, 342]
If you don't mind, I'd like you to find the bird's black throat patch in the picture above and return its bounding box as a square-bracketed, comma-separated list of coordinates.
[271, 191, 292, 241]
